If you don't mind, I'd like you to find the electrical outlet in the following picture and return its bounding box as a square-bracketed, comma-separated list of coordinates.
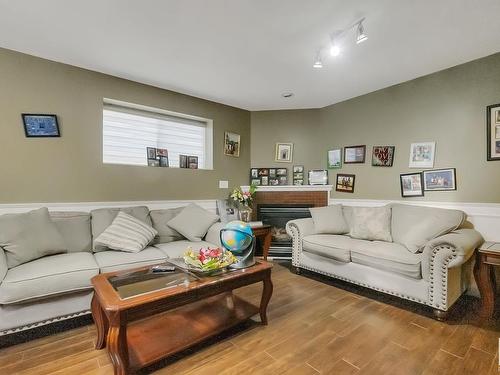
[219, 180, 229, 189]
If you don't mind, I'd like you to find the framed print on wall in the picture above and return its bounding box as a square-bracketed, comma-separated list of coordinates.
[309, 170, 328, 185]
[327, 148, 342, 168]
[400, 172, 424, 197]
[423, 168, 457, 191]
[224, 131, 240, 157]
[487, 103, 500, 161]
[344, 145, 366, 164]
[22, 114, 60, 137]
[372, 146, 395, 167]
[275, 143, 293, 162]
[335, 173, 355, 193]
[409, 142, 435, 168]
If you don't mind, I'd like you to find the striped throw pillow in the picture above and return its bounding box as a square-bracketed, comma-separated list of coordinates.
[94, 211, 158, 253]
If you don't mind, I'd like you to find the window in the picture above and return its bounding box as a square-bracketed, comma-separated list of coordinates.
[102, 99, 213, 169]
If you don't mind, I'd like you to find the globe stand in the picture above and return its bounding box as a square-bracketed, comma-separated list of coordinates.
[220, 226, 256, 269]
[229, 237, 256, 269]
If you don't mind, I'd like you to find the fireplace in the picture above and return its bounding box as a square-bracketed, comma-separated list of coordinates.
[257, 204, 312, 258]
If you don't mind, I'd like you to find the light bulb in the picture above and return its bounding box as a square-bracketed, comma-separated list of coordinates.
[330, 44, 340, 57]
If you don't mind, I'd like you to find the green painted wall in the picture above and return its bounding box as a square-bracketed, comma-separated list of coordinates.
[251, 53, 500, 203]
[0, 48, 250, 203]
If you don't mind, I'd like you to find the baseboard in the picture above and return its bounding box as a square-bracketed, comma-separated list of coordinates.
[330, 198, 500, 242]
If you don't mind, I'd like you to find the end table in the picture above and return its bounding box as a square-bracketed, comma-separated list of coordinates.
[252, 225, 272, 261]
[474, 241, 500, 319]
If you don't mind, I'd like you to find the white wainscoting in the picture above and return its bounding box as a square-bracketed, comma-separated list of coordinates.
[330, 198, 500, 242]
[0, 199, 218, 215]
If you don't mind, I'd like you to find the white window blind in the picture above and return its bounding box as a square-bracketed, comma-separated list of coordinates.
[103, 101, 212, 169]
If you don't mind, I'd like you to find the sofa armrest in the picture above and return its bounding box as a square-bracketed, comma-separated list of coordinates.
[0, 247, 7, 283]
[286, 218, 315, 266]
[204, 222, 224, 247]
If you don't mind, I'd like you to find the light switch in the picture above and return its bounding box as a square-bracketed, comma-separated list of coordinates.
[219, 180, 229, 189]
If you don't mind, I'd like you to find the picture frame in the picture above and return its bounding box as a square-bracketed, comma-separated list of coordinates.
[344, 145, 366, 164]
[400, 172, 424, 197]
[278, 176, 288, 185]
[251, 178, 261, 186]
[269, 178, 279, 186]
[423, 168, 457, 191]
[309, 170, 328, 185]
[275, 143, 293, 163]
[409, 142, 436, 168]
[486, 103, 500, 161]
[148, 159, 160, 167]
[276, 168, 287, 176]
[293, 179, 304, 186]
[224, 131, 240, 157]
[372, 146, 395, 167]
[250, 168, 259, 178]
[293, 172, 304, 179]
[293, 165, 304, 173]
[327, 148, 342, 169]
[269, 168, 277, 178]
[261, 176, 269, 186]
[156, 148, 168, 158]
[179, 155, 188, 168]
[159, 156, 169, 167]
[22, 114, 60, 137]
[216, 199, 239, 223]
[188, 156, 198, 169]
[147, 147, 157, 160]
[258, 168, 269, 177]
[335, 174, 355, 193]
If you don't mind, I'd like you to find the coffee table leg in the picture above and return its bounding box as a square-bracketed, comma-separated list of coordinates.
[91, 293, 108, 350]
[107, 312, 129, 375]
[474, 253, 496, 319]
[262, 232, 272, 261]
[260, 273, 273, 325]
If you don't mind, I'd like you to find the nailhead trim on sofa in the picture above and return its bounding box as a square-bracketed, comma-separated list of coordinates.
[428, 245, 457, 310]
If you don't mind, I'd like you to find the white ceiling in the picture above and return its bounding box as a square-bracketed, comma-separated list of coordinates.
[1, 0, 500, 111]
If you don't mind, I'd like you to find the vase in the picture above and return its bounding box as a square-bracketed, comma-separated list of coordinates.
[238, 207, 252, 223]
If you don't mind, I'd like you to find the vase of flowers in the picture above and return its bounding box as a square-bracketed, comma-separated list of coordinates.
[229, 184, 257, 222]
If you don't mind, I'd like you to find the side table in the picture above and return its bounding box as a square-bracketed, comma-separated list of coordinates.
[474, 241, 500, 319]
[252, 225, 272, 261]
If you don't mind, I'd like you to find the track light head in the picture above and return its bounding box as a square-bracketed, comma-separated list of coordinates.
[356, 21, 368, 44]
[313, 52, 323, 68]
[330, 43, 340, 57]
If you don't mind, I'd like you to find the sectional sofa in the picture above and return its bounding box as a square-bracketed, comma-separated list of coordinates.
[0, 205, 223, 336]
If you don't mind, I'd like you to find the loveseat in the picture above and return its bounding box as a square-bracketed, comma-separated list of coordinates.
[0, 204, 224, 336]
[286, 203, 484, 319]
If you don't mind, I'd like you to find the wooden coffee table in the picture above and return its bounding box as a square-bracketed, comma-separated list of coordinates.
[252, 224, 272, 260]
[91, 261, 273, 375]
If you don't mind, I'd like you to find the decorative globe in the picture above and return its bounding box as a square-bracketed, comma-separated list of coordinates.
[220, 221, 253, 254]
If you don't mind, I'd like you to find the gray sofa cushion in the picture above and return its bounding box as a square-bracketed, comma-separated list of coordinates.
[154, 240, 218, 259]
[94, 247, 166, 273]
[91, 206, 152, 252]
[0, 207, 68, 268]
[350, 206, 393, 242]
[350, 240, 422, 279]
[150, 207, 184, 243]
[309, 205, 349, 235]
[391, 204, 466, 253]
[50, 211, 92, 253]
[166, 204, 219, 242]
[302, 235, 355, 262]
[0, 252, 99, 304]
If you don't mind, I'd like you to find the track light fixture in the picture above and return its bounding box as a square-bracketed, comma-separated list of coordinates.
[313, 52, 323, 68]
[356, 20, 368, 44]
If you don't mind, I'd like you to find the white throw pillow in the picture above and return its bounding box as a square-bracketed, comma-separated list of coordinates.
[167, 203, 219, 242]
[94, 212, 158, 253]
[350, 206, 393, 242]
[309, 205, 349, 234]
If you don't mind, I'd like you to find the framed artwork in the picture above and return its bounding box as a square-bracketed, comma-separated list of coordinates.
[344, 145, 366, 164]
[179, 155, 188, 168]
[251, 178, 261, 186]
[372, 146, 395, 167]
[400, 172, 424, 197]
[258, 168, 269, 177]
[336, 174, 355, 193]
[409, 142, 435, 168]
[423, 168, 457, 191]
[327, 149, 342, 168]
[148, 159, 159, 167]
[293, 165, 304, 173]
[309, 170, 328, 185]
[275, 143, 293, 162]
[159, 156, 169, 167]
[269, 168, 277, 178]
[250, 168, 259, 179]
[276, 168, 287, 176]
[22, 114, 60, 137]
[278, 176, 288, 185]
[188, 156, 198, 169]
[156, 148, 168, 158]
[216, 200, 239, 223]
[293, 179, 304, 186]
[487, 103, 500, 161]
[147, 147, 157, 160]
[269, 178, 279, 186]
[224, 131, 240, 157]
[261, 176, 269, 186]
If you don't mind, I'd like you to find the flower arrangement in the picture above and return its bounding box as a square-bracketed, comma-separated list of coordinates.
[183, 247, 237, 271]
[229, 184, 257, 208]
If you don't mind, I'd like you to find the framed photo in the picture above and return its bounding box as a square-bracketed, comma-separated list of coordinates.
[487, 103, 500, 161]
[336, 174, 355, 193]
[250, 168, 259, 178]
[293, 165, 304, 173]
[188, 156, 198, 169]
[261, 176, 269, 186]
[400, 172, 424, 197]
[269, 168, 277, 178]
[423, 168, 456, 191]
[224, 131, 240, 157]
[159, 156, 169, 167]
[156, 148, 168, 157]
[293, 179, 304, 186]
[251, 179, 261, 186]
[216, 200, 239, 223]
[179, 155, 188, 168]
[293, 172, 304, 179]
[327, 148, 342, 169]
[148, 159, 160, 167]
[22, 114, 60, 137]
[409, 142, 435, 168]
[278, 176, 288, 185]
[344, 145, 366, 164]
[309, 170, 328, 185]
[147, 147, 157, 160]
[258, 168, 269, 177]
[269, 178, 279, 186]
[276, 168, 287, 176]
[275, 143, 293, 162]
[372, 146, 395, 167]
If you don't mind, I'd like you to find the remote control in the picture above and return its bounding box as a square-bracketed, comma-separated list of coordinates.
[151, 265, 176, 273]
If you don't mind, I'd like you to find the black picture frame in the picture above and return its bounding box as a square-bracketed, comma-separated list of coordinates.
[486, 103, 500, 161]
[372, 146, 395, 167]
[22, 114, 60, 137]
[344, 145, 366, 164]
[400, 172, 424, 198]
[335, 173, 355, 193]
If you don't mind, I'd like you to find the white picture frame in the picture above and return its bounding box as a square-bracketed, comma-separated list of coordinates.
[409, 142, 436, 169]
[275, 143, 293, 163]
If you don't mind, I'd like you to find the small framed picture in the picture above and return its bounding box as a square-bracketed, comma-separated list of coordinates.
[275, 143, 293, 163]
[269, 178, 279, 186]
[159, 156, 169, 167]
[250, 168, 259, 178]
[147, 147, 157, 160]
[156, 148, 168, 157]
[327, 149, 342, 168]
[336, 174, 355, 193]
[179, 155, 188, 168]
[487, 103, 500, 161]
[188, 156, 198, 169]
[224, 131, 241, 157]
[278, 176, 288, 185]
[293, 165, 304, 173]
[409, 142, 436, 168]
[251, 178, 261, 186]
[276, 168, 287, 176]
[400, 172, 424, 197]
[293, 179, 304, 186]
[269, 168, 277, 178]
[22, 114, 60, 137]
[293, 172, 304, 179]
[258, 168, 269, 177]
[261, 176, 269, 186]
[372, 146, 395, 167]
[309, 170, 328, 185]
[344, 145, 366, 164]
[423, 168, 457, 191]
[148, 159, 160, 167]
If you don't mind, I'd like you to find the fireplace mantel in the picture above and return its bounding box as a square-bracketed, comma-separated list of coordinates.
[241, 185, 333, 192]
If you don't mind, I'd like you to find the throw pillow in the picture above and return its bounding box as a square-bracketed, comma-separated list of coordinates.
[350, 206, 393, 242]
[167, 203, 219, 242]
[150, 207, 185, 243]
[0, 207, 68, 268]
[309, 205, 349, 234]
[93, 212, 158, 253]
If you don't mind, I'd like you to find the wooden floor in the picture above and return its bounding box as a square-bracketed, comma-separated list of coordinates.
[1, 262, 499, 375]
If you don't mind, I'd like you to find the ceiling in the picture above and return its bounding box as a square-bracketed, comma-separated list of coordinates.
[1, 0, 500, 111]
